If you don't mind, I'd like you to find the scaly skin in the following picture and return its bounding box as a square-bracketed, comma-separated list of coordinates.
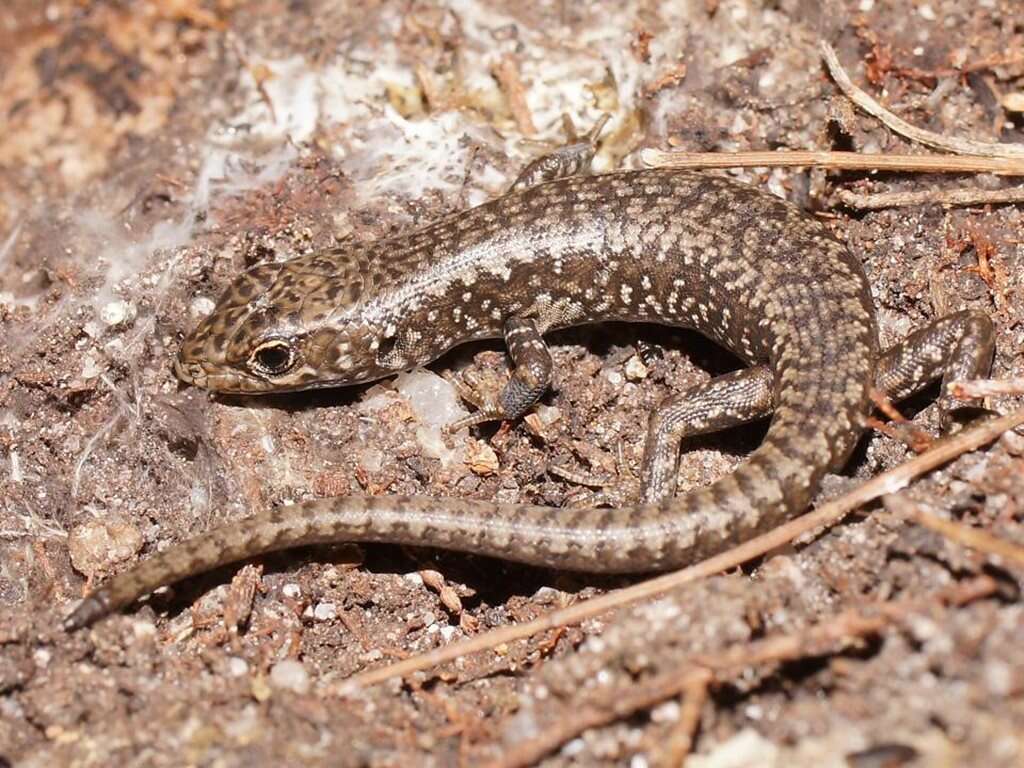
[64, 167, 994, 630]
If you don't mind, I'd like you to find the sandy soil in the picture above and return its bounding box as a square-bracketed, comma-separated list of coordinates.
[1, 1, 1023, 766]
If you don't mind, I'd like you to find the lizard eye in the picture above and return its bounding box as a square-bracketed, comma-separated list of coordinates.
[250, 340, 295, 376]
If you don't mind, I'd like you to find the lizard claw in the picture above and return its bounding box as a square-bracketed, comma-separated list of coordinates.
[445, 371, 509, 433]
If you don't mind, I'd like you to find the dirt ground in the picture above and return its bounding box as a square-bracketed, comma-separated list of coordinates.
[2, 1, 1023, 766]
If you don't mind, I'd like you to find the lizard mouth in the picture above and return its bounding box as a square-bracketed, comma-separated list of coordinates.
[173, 356, 208, 389]
[173, 354, 271, 394]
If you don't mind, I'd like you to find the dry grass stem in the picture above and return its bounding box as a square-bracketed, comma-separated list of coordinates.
[951, 377, 1024, 398]
[838, 185, 1024, 209]
[883, 495, 1024, 569]
[642, 148, 1024, 175]
[819, 41, 1024, 159]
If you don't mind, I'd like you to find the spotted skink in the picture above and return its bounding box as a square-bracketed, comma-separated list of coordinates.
[65, 134, 994, 630]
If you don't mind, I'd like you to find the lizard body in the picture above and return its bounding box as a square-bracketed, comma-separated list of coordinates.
[65, 151, 994, 630]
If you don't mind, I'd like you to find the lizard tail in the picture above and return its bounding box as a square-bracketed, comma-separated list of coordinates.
[66, 345, 873, 632]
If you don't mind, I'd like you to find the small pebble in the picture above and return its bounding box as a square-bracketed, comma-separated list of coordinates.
[523, 412, 548, 438]
[604, 370, 624, 387]
[358, 447, 384, 472]
[624, 356, 648, 381]
[650, 700, 679, 723]
[100, 299, 136, 328]
[561, 738, 585, 757]
[67, 517, 144, 576]
[321, 566, 342, 585]
[250, 676, 272, 702]
[269, 659, 310, 695]
[1002, 429, 1024, 456]
[525, 405, 562, 439]
[190, 296, 216, 318]
[313, 602, 338, 621]
[984, 659, 1013, 697]
[79, 354, 103, 380]
[1003, 93, 1024, 113]
[132, 621, 157, 640]
[395, 369, 467, 428]
[533, 586, 562, 602]
[536, 404, 561, 424]
[465, 439, 499, 476]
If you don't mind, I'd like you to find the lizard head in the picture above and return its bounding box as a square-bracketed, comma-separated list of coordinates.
[175, 249, 411, 394]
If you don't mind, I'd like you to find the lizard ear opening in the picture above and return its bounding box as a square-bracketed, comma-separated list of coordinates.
[376, 334, 398, 366]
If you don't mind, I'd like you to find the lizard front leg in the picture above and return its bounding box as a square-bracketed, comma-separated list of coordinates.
[639, 366, 776, 504]
[448, 316, 553, 431]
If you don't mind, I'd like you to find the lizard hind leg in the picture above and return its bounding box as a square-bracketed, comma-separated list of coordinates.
[639, 366, 776, 505]
[634, 310, 995, 507]
[875, 309, 995, 430]
[554, 365, 776, 509]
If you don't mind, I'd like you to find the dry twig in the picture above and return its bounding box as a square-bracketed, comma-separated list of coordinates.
[415, 63, 448, 111]
[883, 495, 1024, 569]
[645, 43, 1024, 207]
[838, 185, 1024, 210]
[819, 41, 1024, 159]
[951, 377, 1024, 399]
[335, 407, 1024, 694]
[868, 388, 934, 453]
[659, 670, 712, 768]
[230, 35, 277, 123]
[494, 56, 537, 136]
